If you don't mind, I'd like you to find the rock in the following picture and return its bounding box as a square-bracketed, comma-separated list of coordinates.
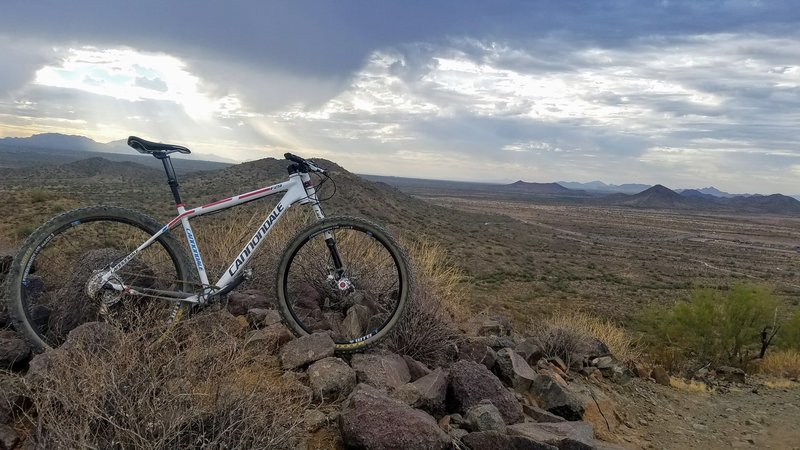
[478, 318, 504, 336]
[523, 405, 567, 423]
[0, 423, 19, 450]
[447, 360, 524, 425]
[449, 413, 465, 427]
[307, 357, 357, 401]
[650, 366, 671, 386]
[392, 368, 448, 415]
[528, 373, 586, 421]
[486, 335, 518, 350]
[0, 330, 31, 369]
[226, 291, 271, 316]
[633, 364, 650, 378]
[590, 356, 614, 370]
[350, 352, 411, 390]
[342, 304, 370, 340]
[573, 384, 620, 441]
[465, 400, 506, 432]
[548, 357, 568, 373]
[458, 339, 497, 369]
[246, 323, 293, 351]
[716, 366, 746, 384]
[279, 332, 335, 370]
[578, 338, 611, 360]
[61, 322, 121, 354]
[339, 384, 451, 450]
[462, 431, 558, 450]
[515, 339, 545, 365]
[245, 308, 281, 329]
[304, 409, 328, 432]
[0, 377, 25, 426]
[507, 421, 595, 450]
[26, 349, 63, 384]
[403, 355, 433, 381]
[494, 348, 538, 392]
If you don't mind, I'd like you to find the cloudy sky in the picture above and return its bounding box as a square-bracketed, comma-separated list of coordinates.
[1, 1, 799, 193]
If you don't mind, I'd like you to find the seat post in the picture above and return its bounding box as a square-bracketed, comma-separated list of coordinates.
[154, 151, 183, 205]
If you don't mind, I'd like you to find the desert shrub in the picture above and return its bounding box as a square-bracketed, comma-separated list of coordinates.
[526, 311, 641, 367]
[384, 238, 469, 367]
[757, 349, 800, 380]
[638, 282, 781, 368]
[776, 308, 800, 350]
[16, 313, 309, 449]
[30, 189, 50, 203]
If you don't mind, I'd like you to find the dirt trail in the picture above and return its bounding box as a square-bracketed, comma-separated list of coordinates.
[612, 379, 800, 449]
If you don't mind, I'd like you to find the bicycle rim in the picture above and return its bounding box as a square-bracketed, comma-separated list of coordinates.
[280, 221, 408, 350]
[15, 216, 187, 348]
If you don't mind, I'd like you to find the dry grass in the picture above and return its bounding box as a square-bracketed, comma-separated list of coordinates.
[670, 377, 713, 393]
[14, 312, 311, 449]
[384, 238, 470, 366]
[757, 349, 800, 380]
[527, 311, 642, 365]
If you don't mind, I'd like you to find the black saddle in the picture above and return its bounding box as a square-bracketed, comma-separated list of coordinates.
[127, 136, 191, 156]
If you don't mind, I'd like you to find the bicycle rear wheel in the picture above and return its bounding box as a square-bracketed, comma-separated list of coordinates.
[5, 206, 195, 352]
[275, 216, 411, 353]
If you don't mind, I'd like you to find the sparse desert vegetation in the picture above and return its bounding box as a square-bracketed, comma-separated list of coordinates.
[2, 155, 800, 449]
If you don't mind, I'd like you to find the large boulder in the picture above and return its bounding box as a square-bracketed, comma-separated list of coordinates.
[523, 405, 566, 423]
[350, 352, 411, 390]
[507, 422, 595, 450]
[340, 384, 451, 450]
[494, 348, 538, 392]
[392, 368, 448, 415]
[0, 330, 31, 370]
[528, 374, 586, 421]
[462, 431, 558, 450]
[279, 332, 335, 370]
[307, 357, 357, 401]
[447, 360, 524, 425]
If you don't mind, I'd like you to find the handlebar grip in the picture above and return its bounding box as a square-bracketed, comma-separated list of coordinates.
[284, 153, 305, 164]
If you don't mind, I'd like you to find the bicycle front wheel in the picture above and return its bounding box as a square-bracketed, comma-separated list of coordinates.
[5, 206, 195, 352]
[276, 216, 411, 353]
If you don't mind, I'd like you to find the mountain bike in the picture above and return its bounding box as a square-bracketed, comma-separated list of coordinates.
[5, 136, 411, 353]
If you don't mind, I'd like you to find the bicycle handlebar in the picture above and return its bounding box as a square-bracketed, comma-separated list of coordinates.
[284, 152, 326, 174]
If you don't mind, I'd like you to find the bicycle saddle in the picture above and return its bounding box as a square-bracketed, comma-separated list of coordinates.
[127, 136, 191, 155]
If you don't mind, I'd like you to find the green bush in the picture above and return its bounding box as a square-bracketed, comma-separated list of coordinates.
[639, 283, 781, 367]
[777, 308, 800, 349]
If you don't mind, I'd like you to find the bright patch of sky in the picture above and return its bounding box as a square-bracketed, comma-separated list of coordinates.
[34, 48, 245, 122]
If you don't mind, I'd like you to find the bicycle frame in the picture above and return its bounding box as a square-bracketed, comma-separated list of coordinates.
[104, 170, 325, 304]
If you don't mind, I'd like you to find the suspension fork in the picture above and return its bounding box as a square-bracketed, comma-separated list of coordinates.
[304, 173, 346, 278]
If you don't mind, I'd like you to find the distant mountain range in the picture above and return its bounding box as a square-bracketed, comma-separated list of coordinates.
[557, 180, 652, 194]
[0, 133, 232, 174]
[558, 180, 750, 197]
[602, 184, 800, 214]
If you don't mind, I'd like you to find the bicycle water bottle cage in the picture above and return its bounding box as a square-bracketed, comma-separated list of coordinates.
[128, 136, 191, 158]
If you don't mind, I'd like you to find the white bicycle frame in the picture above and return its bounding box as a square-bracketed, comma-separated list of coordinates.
[104, 170, 326, 304]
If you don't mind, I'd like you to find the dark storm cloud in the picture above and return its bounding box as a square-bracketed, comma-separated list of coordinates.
[1, 0, 798, 77]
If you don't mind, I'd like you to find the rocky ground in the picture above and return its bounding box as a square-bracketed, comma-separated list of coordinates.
[611, 376, 800, 449]
[1, 290, 799, 449]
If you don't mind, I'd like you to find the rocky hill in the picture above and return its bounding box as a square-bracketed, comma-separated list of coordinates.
[501, 181, 577, 195]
